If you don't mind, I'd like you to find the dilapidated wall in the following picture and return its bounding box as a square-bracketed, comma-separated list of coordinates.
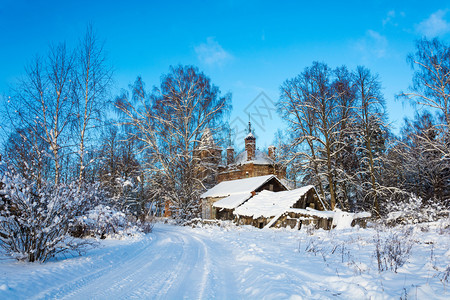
[202, 197, 224, 219]
[236, 216, 275, 229]
[217, 163, 286, 183]
[271, 212, 333, 230]
[291, 189, 326, 210]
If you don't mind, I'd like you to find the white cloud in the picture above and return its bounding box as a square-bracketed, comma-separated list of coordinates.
[382, 10, 396, 26]
[355, 30, 388, 59]
[416, 10, 450, 38]
[382, 10, 406, 27]
[195, 37, 232, 66]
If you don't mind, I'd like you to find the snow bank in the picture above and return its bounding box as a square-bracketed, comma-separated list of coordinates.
[331, 209, 354, 229]
[2, 223, 448, 299]
[332, 209, 371, 229]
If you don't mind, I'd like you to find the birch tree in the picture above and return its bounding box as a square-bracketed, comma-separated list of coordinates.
[9, 44, 75, 184]
[73, 26, 112, 184]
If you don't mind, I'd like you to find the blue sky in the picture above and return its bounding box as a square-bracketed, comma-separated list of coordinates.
[1, 0, 450, 149]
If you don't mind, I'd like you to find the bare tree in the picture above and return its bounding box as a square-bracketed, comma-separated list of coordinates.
[400, 38, 450, 134]
[279, 63, 390, 213]
[8, 43, 76, 184]
[279, 63, 326, 206]
[353, 66, 388, 216]
[73, 25, 112, 184]
[397, 38, 450, 205]
[385, 112, 449, 205]
[279, 62, 353, 210]
[116, 66, 231, 219]
[4, 27, 112, 186]
[331, 66, 358, 210]
[4, 126, 51, 187]
[95, 123, 146, 217]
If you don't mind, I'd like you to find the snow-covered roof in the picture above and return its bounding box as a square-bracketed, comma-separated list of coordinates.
[233, 150, 274, 165]
[234, 185, 316, 219]
[200, 174, 278, 199]
[213, 193, 252, 209]
[245, 132, 255, 140]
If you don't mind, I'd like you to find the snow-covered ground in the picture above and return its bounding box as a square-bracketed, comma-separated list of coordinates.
[1, 221, 449, 299]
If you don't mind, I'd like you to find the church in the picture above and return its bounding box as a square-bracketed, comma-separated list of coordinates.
[217, 122, 286, 182]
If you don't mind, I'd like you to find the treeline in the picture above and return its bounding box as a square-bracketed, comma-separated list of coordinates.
[278, 38, 450, 216]
[2, 27, 147, 216]
[1, 27, 231, 222]
[1, 26, 449, 222]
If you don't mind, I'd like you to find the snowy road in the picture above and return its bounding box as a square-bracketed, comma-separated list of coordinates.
[30, 225, 239, 299]
[1, 222, 449, 299]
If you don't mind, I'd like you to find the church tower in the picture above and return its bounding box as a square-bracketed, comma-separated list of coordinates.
[244, 121, 256, 161]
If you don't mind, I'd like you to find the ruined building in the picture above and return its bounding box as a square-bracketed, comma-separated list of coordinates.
[217, 122, 286, 182]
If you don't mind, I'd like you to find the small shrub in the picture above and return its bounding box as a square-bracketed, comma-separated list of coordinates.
[439, 266, 450, 285]
[140, 221, 154, 234]
[137, 216, 155, 234]
[374, 227, 413, 273]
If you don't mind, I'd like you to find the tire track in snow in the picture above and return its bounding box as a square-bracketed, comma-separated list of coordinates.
[191, 235, 210, 300]
[32, 224, 239, 299]
[208, 240, 240, 299]
[234, 249, 374, 298]
[33, 238, 155, 299]
[148, 230, 189, 298]
[62, 229, 186, 299]
[152, 227, 212, 299]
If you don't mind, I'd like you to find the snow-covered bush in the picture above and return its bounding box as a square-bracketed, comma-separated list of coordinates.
[71, 205, 127, 239]
[182, 218, 236, 229]
[0, 165, 99, 262]
[71, 204, 154, 238]
[385, 194, 449, 225]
